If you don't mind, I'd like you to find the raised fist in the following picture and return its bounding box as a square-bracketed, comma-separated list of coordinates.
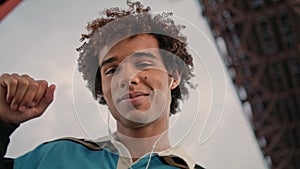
[0, 73, 55, 125]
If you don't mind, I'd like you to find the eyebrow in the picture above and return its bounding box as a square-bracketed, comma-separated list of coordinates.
[100, 52, 158, 68]
[131, 52, 158, 60]
[100, 57, 117, 68]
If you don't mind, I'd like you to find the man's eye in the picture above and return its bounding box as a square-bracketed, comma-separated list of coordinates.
[136, 62, 153, 69]
[104, 67, 117, 75]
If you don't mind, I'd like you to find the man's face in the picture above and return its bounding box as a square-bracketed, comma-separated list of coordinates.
[99, 34, 174, 128]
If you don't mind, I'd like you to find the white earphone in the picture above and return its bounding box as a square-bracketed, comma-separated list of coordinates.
[169, 77, 174, 88]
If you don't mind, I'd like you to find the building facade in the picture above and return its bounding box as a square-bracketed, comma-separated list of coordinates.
[199, 0, 300, 169]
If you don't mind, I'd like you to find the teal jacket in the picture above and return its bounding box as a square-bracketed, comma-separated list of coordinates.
[1, 120, 204, 169]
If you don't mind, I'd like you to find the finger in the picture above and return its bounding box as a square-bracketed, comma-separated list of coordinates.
[35, 84, 56, 115]
[10, 75, 31, 110]
[21, 84, 55, 121]
[31, 80, 48, 107]
[0, 73, 18, 103]
[19, 81, 39, 112]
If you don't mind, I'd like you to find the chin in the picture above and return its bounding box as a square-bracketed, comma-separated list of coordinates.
[122, 108, 156, 123]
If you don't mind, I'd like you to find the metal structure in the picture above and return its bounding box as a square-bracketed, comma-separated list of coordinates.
[199, 0, 300, 168]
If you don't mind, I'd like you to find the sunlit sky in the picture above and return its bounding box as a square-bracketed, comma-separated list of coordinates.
[0, 0, 268, 168]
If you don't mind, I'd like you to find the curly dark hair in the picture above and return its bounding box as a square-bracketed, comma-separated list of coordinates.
[77, 0, 195, 115]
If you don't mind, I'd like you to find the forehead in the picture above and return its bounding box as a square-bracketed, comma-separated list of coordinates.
[99, 34, 161, 65]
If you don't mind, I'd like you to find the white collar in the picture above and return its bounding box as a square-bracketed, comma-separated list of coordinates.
[95, 134, 196, 169]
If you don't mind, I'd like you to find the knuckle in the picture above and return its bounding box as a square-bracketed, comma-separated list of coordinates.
[19, 78, 30, 87]
[11, 73, 20, 78]
[31, 82, 39, 90]
[9, 78, 18, 86]
[21, 74, 34, 82]
[38, 80, 48, 88]
[21, 74, 30, 78]
[0, 73, 9, 78]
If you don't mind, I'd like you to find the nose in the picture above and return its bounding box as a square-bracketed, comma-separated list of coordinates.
[120, 77, 138, 88]
[116, 64, 140, 88]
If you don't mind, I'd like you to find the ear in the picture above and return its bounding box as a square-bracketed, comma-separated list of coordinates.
[169, 70, 182, 90]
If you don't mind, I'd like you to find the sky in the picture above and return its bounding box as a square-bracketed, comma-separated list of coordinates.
[0, 0, 268, 168]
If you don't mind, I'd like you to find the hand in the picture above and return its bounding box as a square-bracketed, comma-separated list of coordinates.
[0, 73, 56, 125]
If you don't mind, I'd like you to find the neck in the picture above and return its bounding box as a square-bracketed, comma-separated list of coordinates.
[115, 113, 171, 161]
[116, 131, 170, 161]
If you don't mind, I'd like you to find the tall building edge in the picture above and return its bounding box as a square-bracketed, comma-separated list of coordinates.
[198, 0, 300, 169]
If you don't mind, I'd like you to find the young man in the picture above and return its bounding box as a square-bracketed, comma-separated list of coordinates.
[0, 1, 203, 168]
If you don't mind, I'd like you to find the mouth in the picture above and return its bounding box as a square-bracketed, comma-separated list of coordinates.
[118, 92, 150, 105]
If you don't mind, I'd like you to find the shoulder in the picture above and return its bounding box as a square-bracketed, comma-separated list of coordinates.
[16, 137, 109, 159]
[158, 146, 205, 169]
[14, 137, 119, 169]
[158, 155, 205, 169]
[18, 137, 103, 156]
[37, 136, 117, 151]
[44, 137, 104, 150]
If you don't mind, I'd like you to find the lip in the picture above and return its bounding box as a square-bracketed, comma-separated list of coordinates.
[118, 91, 150, 105]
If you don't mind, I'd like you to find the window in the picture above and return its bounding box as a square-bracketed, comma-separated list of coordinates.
[272, 63, 285, 90]
[208, 0, 217, 6]
[251, 0, 264, 8]
[280, 12, 295, 48]
[258, 18, 276, 55]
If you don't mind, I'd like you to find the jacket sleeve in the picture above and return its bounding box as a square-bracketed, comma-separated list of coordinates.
[0, 120, 19, 169]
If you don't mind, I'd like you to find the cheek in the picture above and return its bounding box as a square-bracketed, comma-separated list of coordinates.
[101, 77, 112, 99]
[102, 83, 110, 94]
[144, 75, 169, 91]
